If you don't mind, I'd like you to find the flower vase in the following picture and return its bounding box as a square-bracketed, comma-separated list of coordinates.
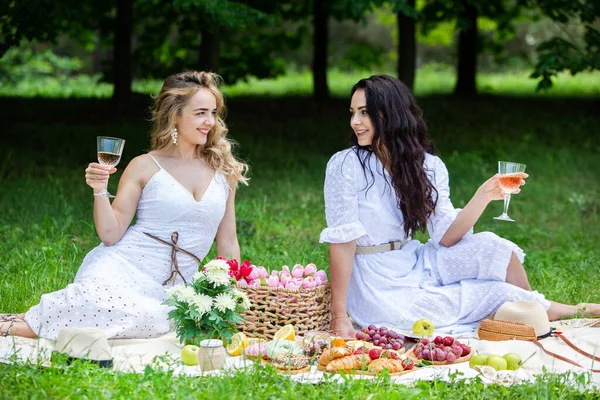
[197, 339, 226, 372]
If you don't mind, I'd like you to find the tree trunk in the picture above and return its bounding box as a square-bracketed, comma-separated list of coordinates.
[397, 1, 416, 91]
[200, 26, 220, 73]
[312, 0, 329, 101]
[112, 0, 133, 110]
[454, 2, 478, 97]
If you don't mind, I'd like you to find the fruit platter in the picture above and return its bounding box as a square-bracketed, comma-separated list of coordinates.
[407, 335, 472, 365]
[235, 323, 417, 376]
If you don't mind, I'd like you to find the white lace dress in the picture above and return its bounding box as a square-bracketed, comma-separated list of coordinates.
[25, 155, 229, 340]
[320, 148, 550, 331]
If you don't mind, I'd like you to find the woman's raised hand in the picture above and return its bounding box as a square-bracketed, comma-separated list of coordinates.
[478, 172, 528, 203]
[85, 163, 117, 193]
[331, 316, 356, 338]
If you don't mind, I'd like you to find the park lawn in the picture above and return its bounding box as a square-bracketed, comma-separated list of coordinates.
[0, 79, 599, 398]
[1, 68, 599, 98]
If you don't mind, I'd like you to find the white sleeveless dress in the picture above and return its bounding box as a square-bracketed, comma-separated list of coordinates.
[320, 148, 550, 332]
[25, 155, 229, 340]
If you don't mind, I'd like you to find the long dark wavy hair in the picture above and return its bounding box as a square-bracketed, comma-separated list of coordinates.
[350, 75, 437, 237]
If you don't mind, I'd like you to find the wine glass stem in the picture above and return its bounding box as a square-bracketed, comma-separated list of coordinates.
[502, 193, 511, 216]
[104, 176, 109, 194]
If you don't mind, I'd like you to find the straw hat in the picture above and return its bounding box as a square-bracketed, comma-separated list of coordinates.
[494, 300, 552, 338]
[53, 328, 113, 368]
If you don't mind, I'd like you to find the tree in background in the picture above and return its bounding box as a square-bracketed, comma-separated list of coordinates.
[133, 0, 293, 84]
[528, 0, 600, 90]
[312, 0, 330, 101]
[0, 0, 130, 107]
[113, 0, 133, 110]
[392, 0, 419, 90]
[421, 0, 521, 97]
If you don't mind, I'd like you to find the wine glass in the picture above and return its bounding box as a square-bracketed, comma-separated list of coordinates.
[494, 161, 527, 222]
[96, 136, 125, 198]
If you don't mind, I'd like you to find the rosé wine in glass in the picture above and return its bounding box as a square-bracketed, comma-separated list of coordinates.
[498, 173, 522, 194]
[494, 161, 526, 222]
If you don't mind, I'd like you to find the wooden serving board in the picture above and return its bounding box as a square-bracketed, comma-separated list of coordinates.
[321, 367, 417, 377]
[317, 362, 417, 376]
[261, 359, 311, 375]
[406, 349, 472, 365]
[273, 366, 311, 375]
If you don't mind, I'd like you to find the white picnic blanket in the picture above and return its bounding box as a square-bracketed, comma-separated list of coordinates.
[1, 319, 599, 389]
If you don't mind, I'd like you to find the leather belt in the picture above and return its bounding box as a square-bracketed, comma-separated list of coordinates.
[355, 240, 409, 255]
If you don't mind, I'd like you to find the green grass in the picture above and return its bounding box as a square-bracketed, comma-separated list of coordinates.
[0, 78, 599, 397]
[1, 67, 599, 98]
[1, 359, 597, 399]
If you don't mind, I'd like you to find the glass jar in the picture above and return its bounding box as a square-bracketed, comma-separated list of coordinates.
[197, 339, 226, 372]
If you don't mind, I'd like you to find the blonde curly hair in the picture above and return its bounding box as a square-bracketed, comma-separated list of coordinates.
[150, 71, 248, 187]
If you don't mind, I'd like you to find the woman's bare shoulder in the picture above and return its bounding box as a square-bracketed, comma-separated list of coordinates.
[122, 154, 161, 184]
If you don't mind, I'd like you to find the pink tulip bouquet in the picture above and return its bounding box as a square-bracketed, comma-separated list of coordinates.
[232, 263, 328, 289]
[232, 263, 331, 339]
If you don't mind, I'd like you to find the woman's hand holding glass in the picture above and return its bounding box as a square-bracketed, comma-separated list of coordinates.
[92, 136, 125, 198]
[85, 163, 117, 195]
[476, 161, 528, 222]
[478, 172, 528, 202]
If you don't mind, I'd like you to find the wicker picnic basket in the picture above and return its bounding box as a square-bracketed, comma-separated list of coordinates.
[477, 319, 536, 341]
[237, 283, 331, 340]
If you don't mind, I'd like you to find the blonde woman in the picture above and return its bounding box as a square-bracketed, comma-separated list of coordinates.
[1, 71, 248, 339]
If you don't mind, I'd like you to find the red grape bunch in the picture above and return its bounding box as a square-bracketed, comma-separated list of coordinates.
[412, 336, 471, 363]
[355, 324, 405, 351]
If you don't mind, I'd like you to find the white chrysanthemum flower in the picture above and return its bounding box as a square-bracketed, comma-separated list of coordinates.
[214, 293, 236, 313]
[232, 289, 251, 309]
[203, 259, 230, 273]
[205, 269, 231, 286]
[192, 270, 204, 282]
[203, 259, 231, 286]
[176, 286, 197, 303]
[190, 293, 213, 316]
[165, 285, 183, 299]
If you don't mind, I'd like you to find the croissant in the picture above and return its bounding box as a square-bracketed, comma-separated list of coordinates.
[319, 346, 352, 366]
[326, 354, 372, 372]
[368, 358, 404, 374]
[318, 350, 331, 366]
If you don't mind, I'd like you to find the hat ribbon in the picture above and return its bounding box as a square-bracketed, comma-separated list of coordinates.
[533, 334, 600, 373]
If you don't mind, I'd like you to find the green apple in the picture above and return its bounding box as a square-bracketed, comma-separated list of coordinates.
[503, 353, 522, 371]
[469, 354, 489, 368]
[181, 344, 200, 366]
[486, 354, 508, 371]
[412, 318, 435, 336]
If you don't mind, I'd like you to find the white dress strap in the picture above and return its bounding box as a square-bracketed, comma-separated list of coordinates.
[147, 154, 163, 169]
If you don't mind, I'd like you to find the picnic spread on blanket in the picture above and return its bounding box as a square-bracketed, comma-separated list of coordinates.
[2, 262, 599, 389]
[1, 317, 599, 388]
[2, 255, 599, 388]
